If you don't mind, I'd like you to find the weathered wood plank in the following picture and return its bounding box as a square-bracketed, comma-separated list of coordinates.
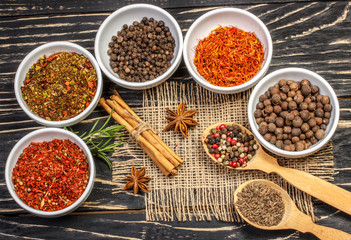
[0, 0, 316, 17]
[0, 206, 350, 240]
[0, 1, 351, 239]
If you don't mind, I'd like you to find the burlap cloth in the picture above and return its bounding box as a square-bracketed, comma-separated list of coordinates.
[112, 81, 334, 222]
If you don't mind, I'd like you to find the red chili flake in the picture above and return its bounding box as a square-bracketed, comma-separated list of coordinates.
[11, 139, 89, 211]
[21, 52, 98, 121]
[194, 26, 264, 87]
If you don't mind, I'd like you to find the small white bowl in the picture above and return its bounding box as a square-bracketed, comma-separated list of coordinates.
[95, 4, 183, 90]
[5, 128, 95, 218]
[183, 8, 273, 94]
[248, 68, 340, 158]
[14, 41, 103, 127]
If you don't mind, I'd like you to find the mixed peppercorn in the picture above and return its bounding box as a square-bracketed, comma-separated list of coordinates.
[204, 124, 259, 168]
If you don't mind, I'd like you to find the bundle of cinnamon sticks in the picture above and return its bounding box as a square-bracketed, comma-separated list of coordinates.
[99, 90, 183, 176]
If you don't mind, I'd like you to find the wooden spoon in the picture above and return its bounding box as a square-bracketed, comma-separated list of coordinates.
[234, 179, 351, 240]
[202, 122, 351, 216]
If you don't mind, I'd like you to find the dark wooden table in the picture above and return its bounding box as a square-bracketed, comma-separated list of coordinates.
[1, 1, 351, 239]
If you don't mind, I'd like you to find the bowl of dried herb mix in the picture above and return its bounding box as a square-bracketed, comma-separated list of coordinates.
[183, 8, 272, 94]
[5, 128, 96, 218]
[94, 4, 183, 90]
[14, 41, 103, 127]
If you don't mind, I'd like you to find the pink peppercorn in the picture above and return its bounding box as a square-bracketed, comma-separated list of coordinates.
[231, 139, 237, 145]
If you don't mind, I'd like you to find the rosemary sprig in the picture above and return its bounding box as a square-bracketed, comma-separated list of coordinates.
[66, 111, 125, 170]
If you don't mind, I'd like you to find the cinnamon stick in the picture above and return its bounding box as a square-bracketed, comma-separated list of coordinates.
[111, 91, 183, 165]
[99, 98, 176, 176]
[108, 97, 182, 168]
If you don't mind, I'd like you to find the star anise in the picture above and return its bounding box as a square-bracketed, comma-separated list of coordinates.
[122, 166, 152, 195]
[164, 102, 199, 137]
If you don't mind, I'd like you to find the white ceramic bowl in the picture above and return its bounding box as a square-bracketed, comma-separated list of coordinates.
[95, 4, 183, 90]
[14, 41, 103, 127]
[5, 128, 96, 218]
[183, 8, 273, 94]
[248, 68, 340, 158]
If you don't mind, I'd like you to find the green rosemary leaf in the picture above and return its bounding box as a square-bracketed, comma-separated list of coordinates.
[66, 111, 125, 170]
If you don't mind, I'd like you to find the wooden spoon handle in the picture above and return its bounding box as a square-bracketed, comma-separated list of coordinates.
[290, 207, 351, 240]
[273, 165, 351, 215]
[307, 223, 351, 240]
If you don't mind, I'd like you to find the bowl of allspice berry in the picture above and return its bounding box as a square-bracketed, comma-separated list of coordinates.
[248, 68, 339, 158]
[95, 4, 183, 90]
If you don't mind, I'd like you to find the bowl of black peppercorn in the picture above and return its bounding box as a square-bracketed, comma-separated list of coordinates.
[248, 68, 339, 158]
[95, 4, 183, 90]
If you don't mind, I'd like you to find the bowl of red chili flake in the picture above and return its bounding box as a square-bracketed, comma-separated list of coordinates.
[183, 8, 273, 94]
[5, 128, 95, 217]
[14, 41, 103, 127]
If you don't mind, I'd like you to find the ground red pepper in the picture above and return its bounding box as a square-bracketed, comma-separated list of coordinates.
[194, 26, 264, 87]
[21, 51, 97, 121]
[12, 139, 89, 211]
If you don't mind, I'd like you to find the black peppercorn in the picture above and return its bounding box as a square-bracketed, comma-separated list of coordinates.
[108, 17, 175, 82]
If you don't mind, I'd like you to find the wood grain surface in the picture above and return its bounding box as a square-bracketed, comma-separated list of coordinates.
[1, 1, 351, 239]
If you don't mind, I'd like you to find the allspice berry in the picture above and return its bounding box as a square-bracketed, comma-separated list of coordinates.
[300, 102, 308, 110]
[295, 141, 305, 151]
[315, 108, 324, 118]
[254, 109, 262, 118]
[301, 85, 311, 96]
[258, 122, 268, 135]
[311, 85, 319, 94]
[276, 117, 284, 127]
[268, 123, 277, 133]
[308, 102, 316, 111]
[308, 118, 316, 127]
[324, 104, 332, 112]
[272, 94, 281, 105]
[289, 82, 299, 91]
[265, 105, 274, 114]
[292, 116, 303, 128]
[254, 78, 333, 152]
[281, 101, 288, 110]
[301, 123, 310, 132]
[300, 79, 310, 86]
[291, 128, 301, 136]
[259, 94, 268, 102]
[300, 110, 310, 122]
[288, 101, 297, 110]
[280, 85, 290, 93]
[279, 79, 287, 87]
[294, 94, 304, 104]
[315, 129, 325, 140]
[273, 105, 282, 114]
[321, 95, 330, 104]
[306, 130, 314, 139]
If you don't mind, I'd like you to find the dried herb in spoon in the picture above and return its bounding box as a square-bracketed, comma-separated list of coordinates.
[236, 182, 285, 227]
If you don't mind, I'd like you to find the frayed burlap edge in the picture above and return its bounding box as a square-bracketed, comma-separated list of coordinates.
[111, 81, 334, 222]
